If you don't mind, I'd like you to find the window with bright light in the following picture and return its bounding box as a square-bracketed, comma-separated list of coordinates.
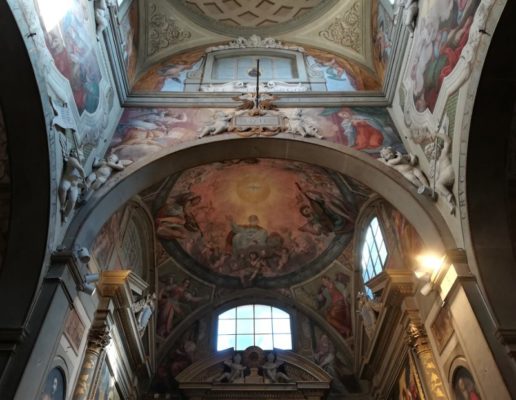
[360, 217, 388, 296]
[217, 305, 292, 351]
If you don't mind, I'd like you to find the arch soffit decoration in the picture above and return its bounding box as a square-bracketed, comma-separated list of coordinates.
[65, 137, 456, 259]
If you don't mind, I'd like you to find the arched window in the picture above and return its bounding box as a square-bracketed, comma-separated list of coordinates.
[217, 304, 292, 351]
[360, 217, 388, 296]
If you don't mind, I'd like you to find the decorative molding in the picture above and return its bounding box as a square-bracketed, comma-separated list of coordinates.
[319, 1, 361, 53]
[206, 35, 304, 53]
[147, 3, 191, 56]
[200, 80, 308, 93]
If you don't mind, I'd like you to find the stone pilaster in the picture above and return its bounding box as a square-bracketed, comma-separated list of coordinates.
[407, 321, 448, 400]
[72, 319, 111, 400]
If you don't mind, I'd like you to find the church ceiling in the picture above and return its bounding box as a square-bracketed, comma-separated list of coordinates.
[136, 0, 376, 79]
[177, 0, 332, 30]
[153, 159, 365, 288]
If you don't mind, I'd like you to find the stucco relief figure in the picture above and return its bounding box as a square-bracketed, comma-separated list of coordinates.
[318, 275, 352, 338]
[212, 353, 247, 383]
[287, 109, 324, 139]
[59, 150, 85, 223]
[396, 0, 419, 33]
[198, 111, 232, 138]
[84, 154, 131, 199]
[262, 352, 291, 383]
[357, 292, 383, 340]
[156, 277, 207, 338]
[136, 293, 157, 335]
[379, 147, 429, 190]
[94, 0, 112, 39]
[424, 124, 456, 214]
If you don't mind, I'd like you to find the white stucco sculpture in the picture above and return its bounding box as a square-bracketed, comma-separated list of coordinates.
[136, 293, 157, 335]
[84, 154, 131, 200]
[396, 0, 419, 33]
[94, 0, 113, 39]
[198, 111, 232, 138]
[379, 147, 429, 190]
[59, 150, 85, 223]
[357, 292, 383, 340]
[262, 353, 291, 383]
[424, 122, 456, 214]
[287, 109, 324, 139]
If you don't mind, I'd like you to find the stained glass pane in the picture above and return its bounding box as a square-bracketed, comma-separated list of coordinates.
[236, 335, 254, 350]
[236, 319, 253, 334]
[255, 305, 271, 319]
[219, 309, 236, 319]
[255, 319, 272, 334]
[237, 305, 254, 319]
[218, 319, 236, 335]
[217, 335, 235, 351]
[273, 318, 291, 334]
[272, 308, 289, 319]
[273, 334, 292, 349]
[255, 334, 273, 349]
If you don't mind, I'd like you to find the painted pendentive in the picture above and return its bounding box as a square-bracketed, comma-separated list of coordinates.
[409, 0, 480, 113]
[34, 0, 102, 115]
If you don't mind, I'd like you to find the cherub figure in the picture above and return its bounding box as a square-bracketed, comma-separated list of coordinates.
[94, 0, 112, 39]
[198, 111, 232, 138]
[59, 150, 85, 223]
[287, 109, 324, 139]
[262, 352, 291, 383]
[379, 147, 429, 189]
[424, 120, 456, 214]
[213, 353, 247, 383]
[84, 154, 131, 200]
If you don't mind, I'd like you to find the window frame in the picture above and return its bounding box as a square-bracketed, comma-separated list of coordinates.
[215, 304, 293, 352]
[359, 215, 389, 297]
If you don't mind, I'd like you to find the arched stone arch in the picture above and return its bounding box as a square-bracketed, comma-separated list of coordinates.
[0, 2, 53, 395]
[65, 137, 456, 256]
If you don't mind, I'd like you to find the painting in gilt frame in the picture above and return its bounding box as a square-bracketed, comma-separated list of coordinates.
[40, 367, 65, 400]
[452, 367, 481, 400]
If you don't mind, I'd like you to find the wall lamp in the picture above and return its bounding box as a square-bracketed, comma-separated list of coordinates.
[74, 246, 91, 264]
[81, 273, 100, 296]
[414, 252, 446, 295]
[414, 249, 465, 298]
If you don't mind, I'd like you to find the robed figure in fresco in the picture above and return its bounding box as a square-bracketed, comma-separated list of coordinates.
[317, 275, 352, 338]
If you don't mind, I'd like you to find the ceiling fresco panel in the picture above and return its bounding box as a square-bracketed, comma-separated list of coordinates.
[34, 0, 102, 115]
[409, 0, 481, 113]
[110, 106, 404, 164]
[153, 159, 368, 289]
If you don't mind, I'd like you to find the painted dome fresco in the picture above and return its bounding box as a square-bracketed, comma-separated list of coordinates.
[153, 158, 369, 288]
